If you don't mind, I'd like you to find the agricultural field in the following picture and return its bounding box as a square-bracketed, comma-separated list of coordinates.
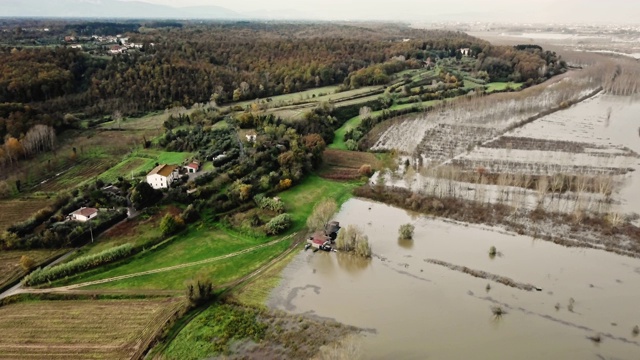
[0, 197, 53, 231]
[320, 149, 380, 180]
[375, 91, 640, 226]
[0, 297, 182, 360]
[371, 70, 600, 159]
[0, 249, 66, 291]
[36, 158, 114, 192]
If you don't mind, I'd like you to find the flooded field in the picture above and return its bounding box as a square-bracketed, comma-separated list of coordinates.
[269, 198, 640, 359]
[375, 94, 640, 217]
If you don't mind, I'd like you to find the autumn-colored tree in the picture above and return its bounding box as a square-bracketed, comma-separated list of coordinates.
[4, 137, 23, 165]
[278, 178, 292, 190]
[20, 255, 35, 271]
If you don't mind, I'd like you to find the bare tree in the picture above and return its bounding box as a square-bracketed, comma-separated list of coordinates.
[306, 198, 338, 231]
[113, 110, 123, 130]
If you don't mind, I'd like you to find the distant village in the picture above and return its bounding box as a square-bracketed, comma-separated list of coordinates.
[62, 34, 151, 55]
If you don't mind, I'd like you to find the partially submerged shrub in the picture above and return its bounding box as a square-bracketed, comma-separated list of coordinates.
[489, 246, 497, 258]
[336, 225, 371, 257]
[587, 333, 601, 343]
[491, 305, 506, 316]
[632, 325, 639, 336]
[398, 223, 415, 240]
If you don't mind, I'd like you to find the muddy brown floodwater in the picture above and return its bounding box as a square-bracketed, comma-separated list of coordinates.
[269, 198, 640, 359]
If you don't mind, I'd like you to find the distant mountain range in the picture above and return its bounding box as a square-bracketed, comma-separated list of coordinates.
[0, 0, 243, 19]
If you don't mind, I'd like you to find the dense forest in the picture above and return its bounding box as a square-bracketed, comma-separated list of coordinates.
[0, 21, 565, 146]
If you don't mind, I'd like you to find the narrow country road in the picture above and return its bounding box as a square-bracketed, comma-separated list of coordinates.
[11, 233, 296, 296]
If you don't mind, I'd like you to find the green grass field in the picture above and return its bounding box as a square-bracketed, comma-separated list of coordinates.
[53, 225, 270, 289]
[486, 82, 524, 92]
[278, 175, 359, 228]
[84, 242, 290, 290]
[331, 114, 363, 150]
[99, 150, 193, 182]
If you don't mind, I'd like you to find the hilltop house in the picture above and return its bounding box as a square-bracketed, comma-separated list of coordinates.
[146, 164, 178, 189]
[70, 207, 98, 222]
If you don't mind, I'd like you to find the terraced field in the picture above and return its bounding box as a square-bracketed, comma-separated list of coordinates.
[0, 298, 182, 360]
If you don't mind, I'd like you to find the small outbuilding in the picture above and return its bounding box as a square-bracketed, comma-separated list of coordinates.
[71, 207, 98, 222]
[184, 162, 200, 174]
[325, 221, 341, 241]
[306, 232, 332, 251]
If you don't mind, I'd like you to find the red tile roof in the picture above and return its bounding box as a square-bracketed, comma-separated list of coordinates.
[72, 207, 98, 217]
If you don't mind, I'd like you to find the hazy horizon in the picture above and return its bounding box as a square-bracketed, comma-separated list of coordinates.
[2, 0, 640, 24]
[129, 0, 640, 23]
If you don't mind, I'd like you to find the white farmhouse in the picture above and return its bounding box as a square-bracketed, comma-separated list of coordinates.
[146, 164, 178, 189]
[70, 207, 98, 222]
[245, 130, 257, 142]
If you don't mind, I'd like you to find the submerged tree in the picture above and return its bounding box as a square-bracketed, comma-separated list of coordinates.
[336, 225, 371, 257]
[398, 223, 415, 240]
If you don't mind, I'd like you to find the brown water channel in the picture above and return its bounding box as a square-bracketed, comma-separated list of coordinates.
[269, 198, 640, 359]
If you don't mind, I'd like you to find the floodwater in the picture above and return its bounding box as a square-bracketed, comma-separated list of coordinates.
[269, 198, 640, 359]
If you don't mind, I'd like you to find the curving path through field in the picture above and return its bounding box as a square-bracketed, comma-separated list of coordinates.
[14, 233, 297, 296]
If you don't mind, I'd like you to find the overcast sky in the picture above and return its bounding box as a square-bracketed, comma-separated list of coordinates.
[123, 0, 640, 23]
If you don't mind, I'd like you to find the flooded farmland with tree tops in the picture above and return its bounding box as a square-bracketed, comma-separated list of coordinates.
[269, 95, 640, 359]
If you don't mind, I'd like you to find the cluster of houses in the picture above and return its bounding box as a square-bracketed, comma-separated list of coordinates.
[65, 160, 202, 222]
[63, 34, 147, 54]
